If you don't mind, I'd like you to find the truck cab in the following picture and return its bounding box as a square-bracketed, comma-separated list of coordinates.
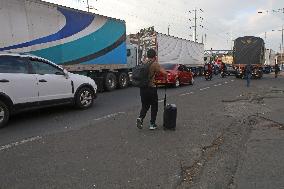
[126, 44, 139, 68]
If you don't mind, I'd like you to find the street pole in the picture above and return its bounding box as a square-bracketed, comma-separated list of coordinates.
[87, 0, 90, 12]
[194, 8, 197, 42]
[280, 25, 283, 64]
[168, 25, 170, 35]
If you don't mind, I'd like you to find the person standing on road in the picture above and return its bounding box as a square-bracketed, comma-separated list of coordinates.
[275, 62, 280, 78]
[245, 64, 252, 87]
[136, 49, 167, 130]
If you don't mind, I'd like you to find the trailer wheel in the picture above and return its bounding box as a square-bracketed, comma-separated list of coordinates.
[104, 72, 117, 91]
[0, 101, 10, 128]
[118, 72, 129, 89]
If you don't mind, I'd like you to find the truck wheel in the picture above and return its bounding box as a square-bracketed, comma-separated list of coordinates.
[104, 72, 117, 91]
[75, 87, 94, 109]
[118, 72, 129, 89]
[0, 101, 9, 128]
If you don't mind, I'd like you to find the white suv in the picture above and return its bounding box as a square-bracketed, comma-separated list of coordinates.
[0, 53, 97, 127]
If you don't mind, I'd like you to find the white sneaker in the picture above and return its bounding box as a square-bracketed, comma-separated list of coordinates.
[149, 123, 157, 130]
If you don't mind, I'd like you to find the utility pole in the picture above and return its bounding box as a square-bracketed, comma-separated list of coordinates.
[168, 25, 170, 35]
[280, 25, 284, 63]
[194, 9, 197, 42]
[87, 0, 89, 12]
[189, 8, 204, 42]
[83, 0, 98, 12]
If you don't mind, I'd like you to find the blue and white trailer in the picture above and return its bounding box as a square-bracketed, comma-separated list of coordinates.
[0, 0, 133, 91]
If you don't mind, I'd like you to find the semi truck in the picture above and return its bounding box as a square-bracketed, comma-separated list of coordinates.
[128, 27, 204, 66]
[233, 36, 265, 79]
[0, 0, 138, 91]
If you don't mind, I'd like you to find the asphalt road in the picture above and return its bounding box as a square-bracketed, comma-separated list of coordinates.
[0, 73, 283, 189]
[0, 75, 234, 145]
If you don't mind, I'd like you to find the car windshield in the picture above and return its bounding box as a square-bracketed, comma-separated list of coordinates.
[161, 64, 176, 70]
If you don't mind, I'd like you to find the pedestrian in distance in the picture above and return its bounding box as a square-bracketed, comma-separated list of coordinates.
[275, 62, 280, 78]
[136, 49, 167, 130]
[245, 64, 252, 87]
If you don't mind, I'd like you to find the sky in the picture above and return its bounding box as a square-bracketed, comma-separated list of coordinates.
[45, 0, 284, 52]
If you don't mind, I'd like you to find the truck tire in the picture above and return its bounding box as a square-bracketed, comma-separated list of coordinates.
[104, 72, 117, 91]
[118, 72, 129, 89]
[75, 87, 94, 109]
[0, 101, 9, 128]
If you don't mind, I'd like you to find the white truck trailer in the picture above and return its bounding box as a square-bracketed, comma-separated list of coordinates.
[128, 27, 204, 66]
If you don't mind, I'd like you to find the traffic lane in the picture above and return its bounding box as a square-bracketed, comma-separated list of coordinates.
[0, 74, 244, 188]
[0, 75, 234, 146]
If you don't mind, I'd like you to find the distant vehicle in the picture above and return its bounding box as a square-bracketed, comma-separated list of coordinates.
[0, 53, 97, 128]
[196, 66, 205, 76]
[226, 64, 236, 76]
[233, 36, 264, 79]
[155, 64, 194, 87]
[186, 66, 199, 77]
[263, 65, 272, 74]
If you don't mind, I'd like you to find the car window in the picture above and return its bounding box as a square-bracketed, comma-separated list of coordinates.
[30, 59, 63, 75]
[127, 49, 131, 57]
[0, 56, 29, 74]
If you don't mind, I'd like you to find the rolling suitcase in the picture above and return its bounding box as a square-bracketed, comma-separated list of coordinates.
[163, 85, 177, 130]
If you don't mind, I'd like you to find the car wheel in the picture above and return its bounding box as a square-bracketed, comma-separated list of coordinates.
[0, 101, 9, 128]
[75, 87, 94, 109]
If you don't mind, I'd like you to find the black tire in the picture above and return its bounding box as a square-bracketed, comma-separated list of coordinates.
[117, 72, 129, 89]
[75, 87, 94, 109]
[0, 101, 9, 128]
[104, 72, 117, 91]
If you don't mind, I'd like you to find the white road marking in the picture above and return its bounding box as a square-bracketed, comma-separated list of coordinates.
[0, 136, 42, 152]
[200, 87, 210, 91]
[231, 80, 235, 82]
[158, 100, 164, 103]
[93, 112, 126, 121]
[179, 92, 192, 97]
[224, 81, 228, 84]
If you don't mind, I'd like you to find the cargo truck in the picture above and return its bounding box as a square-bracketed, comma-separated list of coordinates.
[128, 27, 204, 66]
[0, 0, 138, 91]
[233, 36, 265, 79]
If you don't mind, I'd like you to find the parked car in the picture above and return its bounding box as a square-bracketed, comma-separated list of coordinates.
[155, 64, 194, 87]
[0, 52, 97, 128]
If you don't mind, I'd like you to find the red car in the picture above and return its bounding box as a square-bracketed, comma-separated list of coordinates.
[155, 64, 194, 87]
